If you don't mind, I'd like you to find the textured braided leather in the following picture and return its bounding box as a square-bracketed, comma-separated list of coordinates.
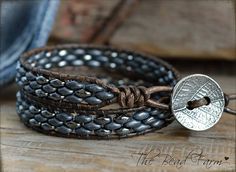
[16, 44, 179, 139]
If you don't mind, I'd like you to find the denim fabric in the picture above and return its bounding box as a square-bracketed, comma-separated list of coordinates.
[0, 0, 60, 87]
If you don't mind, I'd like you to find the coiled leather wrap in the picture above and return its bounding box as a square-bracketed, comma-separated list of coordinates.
[16, 44, 179, 139]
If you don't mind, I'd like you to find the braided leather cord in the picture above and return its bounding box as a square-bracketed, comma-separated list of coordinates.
[16, 44, 179, 139]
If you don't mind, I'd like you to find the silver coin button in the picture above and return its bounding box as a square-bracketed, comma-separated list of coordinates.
[171, 74, 225, 131]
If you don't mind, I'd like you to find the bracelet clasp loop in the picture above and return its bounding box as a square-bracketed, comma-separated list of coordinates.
[224, 93, 236, 115]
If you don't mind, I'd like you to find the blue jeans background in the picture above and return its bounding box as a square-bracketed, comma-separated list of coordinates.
[0, 0, 60, 87]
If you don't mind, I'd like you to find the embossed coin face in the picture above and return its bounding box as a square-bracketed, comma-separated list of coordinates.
[171, 74, 225, 131]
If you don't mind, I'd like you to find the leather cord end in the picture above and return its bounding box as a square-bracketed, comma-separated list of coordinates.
[117, 85, 172, 110]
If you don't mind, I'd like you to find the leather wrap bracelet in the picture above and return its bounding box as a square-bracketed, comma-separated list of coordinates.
[16, 44, 235, 139]
[16, 44, 179, 139]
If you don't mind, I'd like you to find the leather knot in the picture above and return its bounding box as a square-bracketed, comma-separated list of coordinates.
[117, 86, 149, 108]
[114, 85, 172, 109]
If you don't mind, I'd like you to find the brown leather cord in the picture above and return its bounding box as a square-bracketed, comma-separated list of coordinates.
[187, 97, 209, 110]
[224, 93, 236, 115]
[184, 93, 236, 115]
[117, 86, 147, 108]
[115, 85, 172, 110]
[145, 86, 173, 109]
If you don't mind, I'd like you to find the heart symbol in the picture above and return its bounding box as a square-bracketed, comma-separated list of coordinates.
[224, 157, 229, 160]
